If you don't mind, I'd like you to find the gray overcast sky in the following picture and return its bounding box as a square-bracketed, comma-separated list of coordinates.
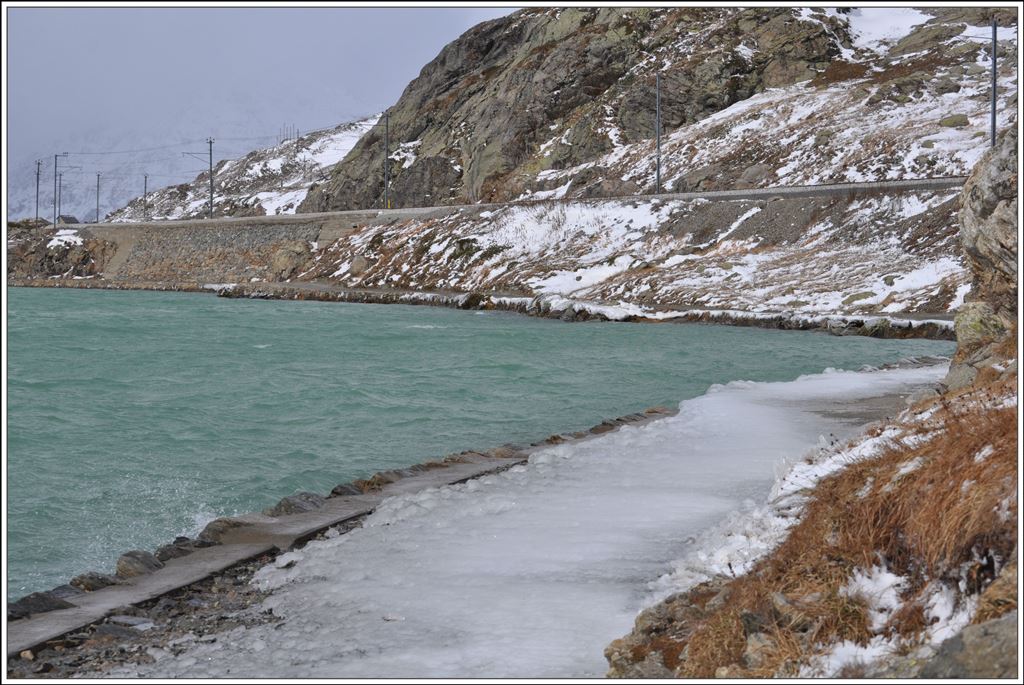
[7, 5, 515, 163]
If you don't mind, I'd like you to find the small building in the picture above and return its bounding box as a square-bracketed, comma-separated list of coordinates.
[56, 215, 80, 225]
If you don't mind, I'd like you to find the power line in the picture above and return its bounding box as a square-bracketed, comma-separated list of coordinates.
[66, 140, 207, 155]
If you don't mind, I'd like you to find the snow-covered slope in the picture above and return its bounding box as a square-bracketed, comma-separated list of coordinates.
[522, 11, 1016, 199]
[106, 116, 378, 222]
[300, 189, 969, 319]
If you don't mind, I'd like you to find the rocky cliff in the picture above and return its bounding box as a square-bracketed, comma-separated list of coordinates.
[945, 128, 1019, 388]
[300, 7, 1017, 212]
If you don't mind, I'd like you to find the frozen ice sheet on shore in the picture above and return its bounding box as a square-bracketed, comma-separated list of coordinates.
[116, 364, 947, 679]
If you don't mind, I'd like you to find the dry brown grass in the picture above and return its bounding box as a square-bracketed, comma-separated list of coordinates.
[669, 372, 1018, 677]
[810, 60, 870, 87]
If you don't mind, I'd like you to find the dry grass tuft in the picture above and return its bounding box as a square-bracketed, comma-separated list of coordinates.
[678, 610, 746, 677]
[974, 557, 1018, 624]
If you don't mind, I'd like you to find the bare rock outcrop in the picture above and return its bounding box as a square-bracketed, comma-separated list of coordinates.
[299, 7, 846, 212]
[946, 128, 1018, 390]
[919, 611, 1018, 679]
[6, 225, 116, 280]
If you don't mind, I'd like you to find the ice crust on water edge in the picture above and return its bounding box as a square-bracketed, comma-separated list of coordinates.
[116, 364, 947, 678]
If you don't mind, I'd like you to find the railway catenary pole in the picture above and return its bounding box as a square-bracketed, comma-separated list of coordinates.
[35, 160, 42, 221]
[52, 153, 70, 224]
[208, 138, 215, 219]
[384, 112, 390, 210]
[655, 72, 662, 194]
[991, 17, 998, 147]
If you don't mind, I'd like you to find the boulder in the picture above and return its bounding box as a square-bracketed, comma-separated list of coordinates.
[7, 591, 76, 620]
[262, 491, 327, 517]
[269, 241, 311, 281]
[813, 130, 834, 147]
[330, 482, 363, 497]
[49, 584, 85, 601]
[939, 114, 970, 128]
[953, 301, 1007, 351]
[738, 163, 772, 186]
[919, 611, 1018, 679]
[116, 550, 165, 578]
[348, 255, 370, 276]
[197, 516, 252, 545]
[70, 571, 122, 592]
[742, 632, 773, 669]
[155, 537, 200, 562]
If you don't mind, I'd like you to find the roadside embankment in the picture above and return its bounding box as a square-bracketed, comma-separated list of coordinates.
[9, 183, 967, 339]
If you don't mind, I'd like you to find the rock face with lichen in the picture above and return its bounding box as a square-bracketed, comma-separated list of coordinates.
[299, 7, 847, 211]
[946, 128, 1018, 390]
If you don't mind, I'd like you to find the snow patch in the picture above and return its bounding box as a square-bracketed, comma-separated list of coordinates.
[47, 229, 83, 249]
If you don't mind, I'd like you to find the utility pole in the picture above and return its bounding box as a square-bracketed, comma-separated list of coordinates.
[655, 72, 662, 194]
[383, 112, 390, 210]
[143, 174, 149, 220]
[182, 138, 215, 218]
[208, 137, 215, 219]
[53, 152, 68, 225]
[95, 172, 102, 223]
[57, 172, 63, 219]
[991, 17, 998, 147]
[35, 160, 42, 221]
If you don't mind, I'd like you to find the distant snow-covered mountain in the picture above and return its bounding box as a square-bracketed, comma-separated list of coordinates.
[106, 116, 378, 222]
[6, 103, 296, 224]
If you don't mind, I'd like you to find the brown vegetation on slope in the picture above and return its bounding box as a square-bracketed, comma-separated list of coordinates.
[607, 365, 1017, 678]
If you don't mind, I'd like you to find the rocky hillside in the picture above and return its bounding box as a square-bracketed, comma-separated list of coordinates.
[605, 129, 1018, 679]
[8, 7, 1018, 329]
[300, 7, 1017, 212]
[106, 117, 377, 222]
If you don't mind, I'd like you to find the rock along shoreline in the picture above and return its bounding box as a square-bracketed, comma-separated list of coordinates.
[7, 277, 955, 341]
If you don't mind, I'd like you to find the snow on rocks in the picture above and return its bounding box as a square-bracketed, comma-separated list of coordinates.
[307, 191, 968, 322]
[47, 229, 83, 249]
[107, 116, 379, 222]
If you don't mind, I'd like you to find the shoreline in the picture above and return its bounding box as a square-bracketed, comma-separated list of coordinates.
[6, 405, 676, 664]
[7, 277, 956, 341]
[5, 360, 949, 677]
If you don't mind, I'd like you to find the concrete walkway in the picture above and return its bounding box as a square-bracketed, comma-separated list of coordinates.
[5, 454, 525, 658]
[6, 407, 673, 658]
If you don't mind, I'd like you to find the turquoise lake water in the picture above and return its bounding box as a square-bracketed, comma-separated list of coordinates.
[6, 288, 955, 596]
